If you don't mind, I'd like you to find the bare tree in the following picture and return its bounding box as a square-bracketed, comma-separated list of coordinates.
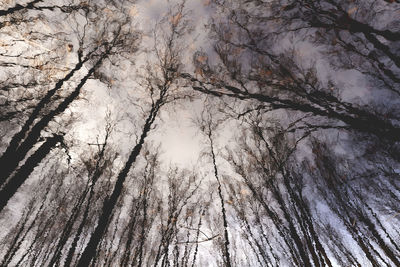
[224, 114, 332, 266]
[196, 107, 232, 267]
[76, 2, 193, 265]
[182, 0, 400, 144]
[0, 0, 140, 212]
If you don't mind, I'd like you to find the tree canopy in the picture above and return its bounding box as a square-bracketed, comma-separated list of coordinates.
[0, 0, 399, 266]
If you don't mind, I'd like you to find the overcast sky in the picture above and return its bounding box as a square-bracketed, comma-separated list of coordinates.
[69, 0, 218, 167]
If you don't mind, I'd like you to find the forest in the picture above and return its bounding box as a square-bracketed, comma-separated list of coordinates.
[0, 0, 399, 266]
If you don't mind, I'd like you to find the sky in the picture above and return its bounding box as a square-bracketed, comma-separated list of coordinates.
[69, 0, 217, 167]
[2, 1, 400, 266]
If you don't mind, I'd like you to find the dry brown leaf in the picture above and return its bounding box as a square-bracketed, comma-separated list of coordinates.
[170, 12, 182, 27]
[195, 67, 204, 77]
[240, 189, 249, 196]
[197, 55, 208, 63]
[203, 0, 211, 6]
[347, 7, 357, 16]
[66, 44, 73, 52]
[259, 69, 272, 77]
[129, 6, 138, 17]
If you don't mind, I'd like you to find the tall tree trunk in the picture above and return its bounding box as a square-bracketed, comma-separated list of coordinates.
[76, 88, 166, 267]
[0, 134, 62, 213]
[207, 126, 232, 267]
[0, 52, 108, 204]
